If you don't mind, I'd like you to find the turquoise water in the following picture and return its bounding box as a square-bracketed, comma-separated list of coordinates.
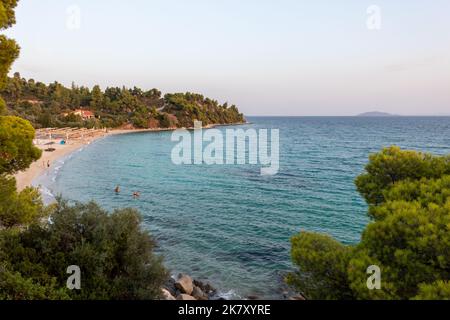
[36, 117, 450, 298]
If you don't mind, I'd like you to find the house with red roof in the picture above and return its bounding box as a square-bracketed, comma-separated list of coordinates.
[64, 109, 95, 120]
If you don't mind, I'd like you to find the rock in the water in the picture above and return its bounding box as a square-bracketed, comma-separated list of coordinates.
[161, 288, 176, 300]
[192, 286, 207, 300]
[194, 280, 216, 295]
[177, 294, 197, 301]
[164, 277, 177, 296]
[175, 274, 194, 295]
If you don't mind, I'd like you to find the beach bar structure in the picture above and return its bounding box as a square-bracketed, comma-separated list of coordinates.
[35, 128, 106, 142]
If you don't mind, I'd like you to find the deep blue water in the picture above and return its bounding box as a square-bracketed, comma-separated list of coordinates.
[35, 117, 450, 298]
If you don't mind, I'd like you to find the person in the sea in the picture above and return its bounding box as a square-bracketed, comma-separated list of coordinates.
[133, 192, 140, 199]
[115, 185, 120, 193]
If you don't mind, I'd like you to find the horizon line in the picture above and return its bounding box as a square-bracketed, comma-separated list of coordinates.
[245, 114, 450, 117]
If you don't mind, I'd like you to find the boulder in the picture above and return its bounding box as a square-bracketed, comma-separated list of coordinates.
[161, 288, 176, 301]
[193, 280, 216, 295]
[177, 294, 197, 301]
[192, 286, 207, 300]
[164, 277, 177, 296]
[175, 274, 194, 295]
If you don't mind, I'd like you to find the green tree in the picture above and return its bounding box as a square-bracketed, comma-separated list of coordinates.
[0, 0, 20, 93]
[355, 146, 450, 206]
[289, 147, 450, 300]
[414, 281, 450, 300]
[0, 175, 45, 228]
[0, 201, 168, 300]
[0, 0, 18, 28]
[287, 232, 354, 300]
[90, 84, 103, 109]
[0, 264, 70, 300]
[0, 115, 42, 174]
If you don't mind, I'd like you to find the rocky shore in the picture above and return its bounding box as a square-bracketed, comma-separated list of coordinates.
[161, 274, 219, 301]
[161, 273, 307, 301]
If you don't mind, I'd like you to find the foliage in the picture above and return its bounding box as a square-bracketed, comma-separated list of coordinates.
[0, 0, 18, 30]
[0, 200, 168, 300]
[287, 232, 354, 300]
[289, 147, 450, 300]
[0, 0, 20, 114]
[1, 74, 245, 129]
[0, 96, 6, 114]
[0, 264, 70, 300]
[413, 281, 450, 300]
[0, 35, 19, 90]
[164, 92, 244, 128]
[0, 115, 42, 174]
[355, 146, 450, 206]
[0, 175, 45, 229]
[0, 0, 168, 301]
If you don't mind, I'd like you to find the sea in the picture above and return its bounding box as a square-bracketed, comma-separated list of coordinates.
[34, 116, 450, 299]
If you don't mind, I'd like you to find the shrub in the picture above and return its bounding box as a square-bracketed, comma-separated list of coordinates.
[0, 200, 168, 300]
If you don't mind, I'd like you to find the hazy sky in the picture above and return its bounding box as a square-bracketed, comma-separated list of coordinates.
[5, 0, 450, 116]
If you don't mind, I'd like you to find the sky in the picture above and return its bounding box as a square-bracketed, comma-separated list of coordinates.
[4, 0, 450, 116]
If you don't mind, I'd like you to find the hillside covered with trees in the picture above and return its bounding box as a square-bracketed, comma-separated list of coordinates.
[1, 73, 245, 129]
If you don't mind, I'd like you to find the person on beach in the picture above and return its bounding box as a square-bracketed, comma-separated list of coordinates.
[47, 160, 50, 168]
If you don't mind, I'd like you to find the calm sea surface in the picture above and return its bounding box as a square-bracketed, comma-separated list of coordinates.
[35, 117, 450, 298]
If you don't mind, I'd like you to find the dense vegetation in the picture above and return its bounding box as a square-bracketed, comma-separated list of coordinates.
[288, 146, 450, 300]
[1, 73, 245, 129]
[0, 0, 167, 300]
[3, 0, 449, 301]
[0, 201, 168, 300]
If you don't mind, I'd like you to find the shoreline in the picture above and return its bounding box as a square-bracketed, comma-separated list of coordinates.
[14, 128, 175, 191]
[14, 120, 299, 300]
[14, 122, 248, 191]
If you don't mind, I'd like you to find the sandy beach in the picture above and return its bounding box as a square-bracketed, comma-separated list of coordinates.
[13, 123, 246, 192]
[15, 134, 100, 191]
[13, 128, 161, 191]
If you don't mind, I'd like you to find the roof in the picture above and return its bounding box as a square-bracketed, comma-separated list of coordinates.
[74, 109, 95, 117]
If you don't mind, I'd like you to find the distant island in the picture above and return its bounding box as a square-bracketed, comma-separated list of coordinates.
[357, 111, 398, 117]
